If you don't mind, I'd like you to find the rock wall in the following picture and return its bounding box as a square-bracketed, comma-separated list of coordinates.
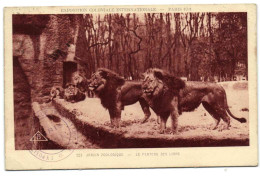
[12, 15, 77, 149]
[13, 56, 33, 149]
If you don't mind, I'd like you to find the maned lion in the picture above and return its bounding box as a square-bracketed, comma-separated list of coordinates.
[142, 68, 247, 134]
[88, 68, 151, 128]
[142, 68, 185, 134]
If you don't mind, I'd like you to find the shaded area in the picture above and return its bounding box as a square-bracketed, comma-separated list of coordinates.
[13, 15, 49, 35]
[13, 56, 33, 150]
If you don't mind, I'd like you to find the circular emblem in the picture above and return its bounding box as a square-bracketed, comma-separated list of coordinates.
[28, 107, 77, 162]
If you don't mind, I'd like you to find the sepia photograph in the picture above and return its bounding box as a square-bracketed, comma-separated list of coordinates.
[12, 12, 249, 150]
[4, 4, 257, 170]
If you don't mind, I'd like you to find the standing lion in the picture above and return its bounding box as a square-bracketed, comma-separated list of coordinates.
[88, 68, 151, 128]
[142, 68, 185, 134]
[142, 68, 246, 134]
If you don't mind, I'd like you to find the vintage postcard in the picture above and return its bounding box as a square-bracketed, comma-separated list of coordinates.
[4, 4, 257, 170]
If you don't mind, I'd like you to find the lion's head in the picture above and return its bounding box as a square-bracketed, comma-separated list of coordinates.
[88, 68, 125, 92]
[50, 86, 64, 100]
[142, 68, 185, 97]
[64, 83, 79, 102]
[72, 72, 84, 85]
[72, 72, 88, 92]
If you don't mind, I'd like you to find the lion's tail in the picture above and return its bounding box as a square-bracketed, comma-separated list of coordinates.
[226, 107, 247, 123]
[224, 91, 247, 123]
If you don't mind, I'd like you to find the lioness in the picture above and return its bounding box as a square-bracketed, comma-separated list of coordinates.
[142, 68, 247, 134]
[50, 86, 64, 101]
[64, 83, 86, 103]
[88, 68, 151, 128]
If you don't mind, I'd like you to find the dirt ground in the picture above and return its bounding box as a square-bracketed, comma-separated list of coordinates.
[63, 81, 249, 144]
[24, 81, 249, 149]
